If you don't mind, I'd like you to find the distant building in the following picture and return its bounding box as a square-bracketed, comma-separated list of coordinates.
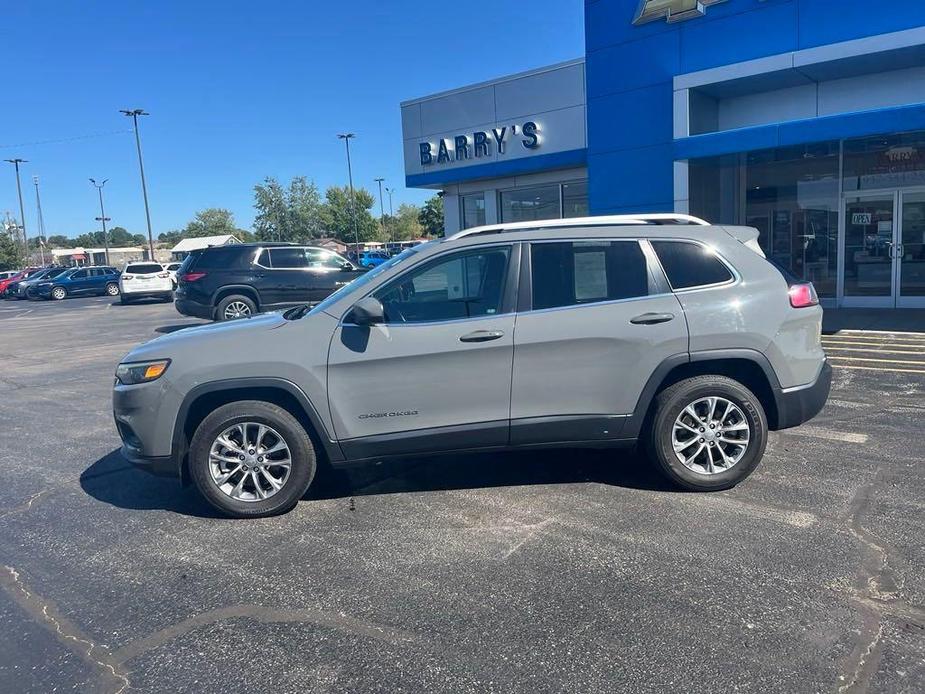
[51, 247, 148, 267]
[316, 237, 347, 254]
[170, 234, 240, 260]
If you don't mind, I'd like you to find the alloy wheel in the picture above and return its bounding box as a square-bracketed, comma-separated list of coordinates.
[223, 301, 252, 319]
[671, 396, 750, 475]
[208, 422, 292, 502]
[107, 284, 120, 296]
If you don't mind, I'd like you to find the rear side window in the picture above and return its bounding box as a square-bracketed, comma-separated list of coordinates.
[531, 240, 649, 310]
[651, 241, 734, 290]
[193, 247, 251, 270]
[126, 264, 163, 274]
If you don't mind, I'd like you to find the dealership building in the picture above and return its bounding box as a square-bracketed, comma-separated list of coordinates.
[401, 0, 925, 308]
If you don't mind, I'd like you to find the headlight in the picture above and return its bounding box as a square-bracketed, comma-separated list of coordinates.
[115, 359, 170, 385]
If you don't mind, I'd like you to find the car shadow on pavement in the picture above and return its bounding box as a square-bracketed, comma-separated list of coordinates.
[81, 447, 673, 518]
[305, 446, 673, 501]
[80, 450, 225, 518]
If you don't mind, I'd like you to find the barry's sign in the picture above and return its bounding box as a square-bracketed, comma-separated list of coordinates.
[419, 121, 540, 167]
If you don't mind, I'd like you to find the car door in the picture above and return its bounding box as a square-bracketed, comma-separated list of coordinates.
[509, 238, 688, 445]
[327, 243, 519, 459]
[67, 269, 92, 294]
[305, 249, 363, 302]
[264, 247, 313, 307]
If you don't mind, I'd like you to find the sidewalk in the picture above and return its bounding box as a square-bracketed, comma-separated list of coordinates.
[823, 308, 925, 334]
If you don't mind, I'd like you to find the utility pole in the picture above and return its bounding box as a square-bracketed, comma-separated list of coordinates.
[89, 178, 111, 266]
[120, 109, 155, 260]
[337, 133, 360, 254]
[385, 186, 395, 242]
[374, 177, 386, 232]
[32, 176, 47, 265]
[4, 158, 28, 258]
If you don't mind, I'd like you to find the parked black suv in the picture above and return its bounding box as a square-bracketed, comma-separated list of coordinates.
[174, 243, 364, 321]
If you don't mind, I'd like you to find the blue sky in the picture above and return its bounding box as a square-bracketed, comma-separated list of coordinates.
[1, 0, 584, 240]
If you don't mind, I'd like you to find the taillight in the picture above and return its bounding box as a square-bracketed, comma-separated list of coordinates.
[181, 272, 207, 282]
[788, 282, 819, 308]
[122, 274, 134, 280]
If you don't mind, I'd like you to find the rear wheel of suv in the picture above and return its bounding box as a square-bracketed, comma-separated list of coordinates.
[217, 294, 256, 321]
[646, 375, 767, 491]
[189, 400, 317, 518]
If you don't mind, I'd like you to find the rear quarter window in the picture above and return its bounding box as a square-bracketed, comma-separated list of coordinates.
[192, 247, 252, 270]
[651, 240, 734, 290]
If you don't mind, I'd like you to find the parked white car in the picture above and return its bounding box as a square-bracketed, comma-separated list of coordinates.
[163, 262, 182, 288]
[119, 262, 174, 304]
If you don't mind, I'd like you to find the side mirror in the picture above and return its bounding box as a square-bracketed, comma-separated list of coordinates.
[340, 262, 355, 271]
[348, 296, 385, 326]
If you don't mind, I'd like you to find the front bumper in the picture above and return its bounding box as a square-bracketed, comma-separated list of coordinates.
[113, 381, 182, 478]
[774, 361, 832, 430]
[119, 443, 177, 477]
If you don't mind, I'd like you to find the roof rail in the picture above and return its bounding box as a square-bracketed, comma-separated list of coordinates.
[447, 213, 710, 240]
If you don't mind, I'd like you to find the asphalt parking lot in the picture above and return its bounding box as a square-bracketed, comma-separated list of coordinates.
[0, 297, 923, 693]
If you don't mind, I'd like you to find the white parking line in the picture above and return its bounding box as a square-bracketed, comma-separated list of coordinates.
[787, 426, 868, 444]
[828, 356, 925, 366]
[824, 346, 925, 355]
[833, 364, 925, 375]
[834, 329, 925, 337]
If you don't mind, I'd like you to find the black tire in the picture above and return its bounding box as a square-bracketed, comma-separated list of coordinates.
[646, 375, 767, 492]
[50, 286, 67, 301]
[189, 400, 316, 518]
[216, 294, 256, 321]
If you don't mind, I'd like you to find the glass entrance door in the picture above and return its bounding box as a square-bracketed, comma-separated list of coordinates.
[898, 191, 925, 308]
[842, 189, 925, 307]
[843, 194, 896, 306]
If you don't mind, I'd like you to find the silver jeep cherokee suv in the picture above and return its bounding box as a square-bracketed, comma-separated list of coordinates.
[113, 214, 831, 517]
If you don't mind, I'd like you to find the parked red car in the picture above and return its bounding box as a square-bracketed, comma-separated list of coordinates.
[0, 268, 42, 296]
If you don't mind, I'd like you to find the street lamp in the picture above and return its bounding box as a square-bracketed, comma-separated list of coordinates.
[385, 186, 395, 242]
[337, 133, 360, 253]
[89, 178, 111, 266]
[120, 109, 155, 260]
[32, 175, 47, 265]
[374, 177, 386, 231]
[4, 158, 28, 257]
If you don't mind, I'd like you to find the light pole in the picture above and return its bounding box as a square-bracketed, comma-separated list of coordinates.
[337, 133, 360, 253]
[89, 178, 111, 266]
[4, 158, 28, 257]
[32, 176, 47, 265]
[374, 177, 386, 231]
[120, 109, 155, 260]
[385, 186, 395, 242]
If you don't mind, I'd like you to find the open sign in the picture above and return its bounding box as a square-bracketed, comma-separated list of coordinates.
[851, 213, 873, 225]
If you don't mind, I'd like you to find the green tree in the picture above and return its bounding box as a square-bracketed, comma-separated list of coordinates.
[253, 177, 289, 242]
[391, 203, 423, 241]
[108, 226, 135, 246]
[183, 208, 241, 238]
[419, 193, 444, 236]
[158, 230, 183, 246]
[287, 176, 325, 241]
[0, 232, 24, 270]
[74, 231, 104, 247]
[321, 185, 379, 243]
[46, 235, 70, 248]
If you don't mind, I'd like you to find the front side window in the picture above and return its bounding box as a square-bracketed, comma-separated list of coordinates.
[71, 270, 88, 279]
[268, 247, 309, 269]
[531, 240, 649, 310]
[375, 247, 511, 323]
[651, 240, 734, 290]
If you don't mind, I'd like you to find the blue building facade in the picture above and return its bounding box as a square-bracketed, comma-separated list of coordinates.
[403, 1, 925, 307]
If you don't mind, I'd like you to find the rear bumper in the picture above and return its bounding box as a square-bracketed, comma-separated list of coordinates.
[175, 298, 213, 319]
[773, 361, 832, 430]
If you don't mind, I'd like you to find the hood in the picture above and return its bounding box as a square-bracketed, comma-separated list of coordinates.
[122, 311, 289, 362]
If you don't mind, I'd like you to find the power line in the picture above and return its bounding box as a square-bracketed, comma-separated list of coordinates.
[0, 129, 133, 150]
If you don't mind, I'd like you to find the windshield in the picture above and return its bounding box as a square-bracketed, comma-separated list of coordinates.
[309, 242, 434, 317]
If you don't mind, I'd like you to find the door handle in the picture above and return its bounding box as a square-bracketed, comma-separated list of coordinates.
[630, 312, 675, 325]
[459, 330, 504, 343]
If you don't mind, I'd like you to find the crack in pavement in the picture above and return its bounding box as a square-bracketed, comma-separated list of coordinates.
[0, 565, 130, 694]
[835, 470, 912, 694]
[110, 603, 423, 664]
[0, 489, 51, 519]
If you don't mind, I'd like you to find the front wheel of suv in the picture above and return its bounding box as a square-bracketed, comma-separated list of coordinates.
[216, 294, 256, 321]
[189, 400, 317, 518]
[646, 375, 768, 492]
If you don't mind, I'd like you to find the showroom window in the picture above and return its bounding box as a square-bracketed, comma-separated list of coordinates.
[460, 193, 486, 229]
[498, 180, 589, 223]
[688, 142, 839, 298]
